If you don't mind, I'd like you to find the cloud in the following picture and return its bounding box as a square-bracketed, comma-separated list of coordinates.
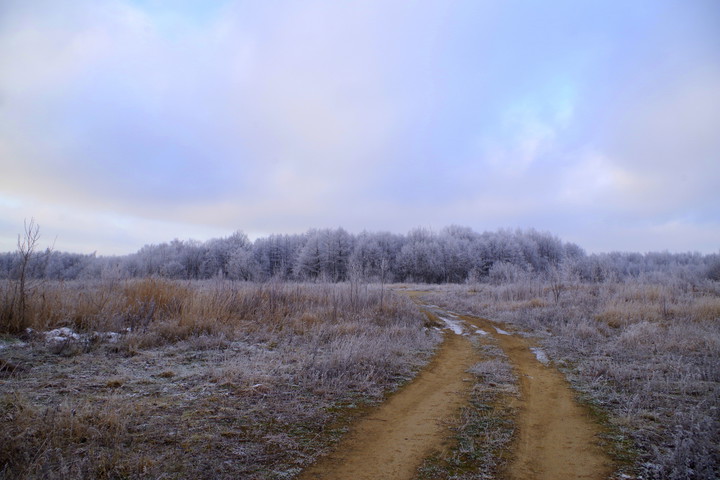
[0, 1, 406, 212]
[558, 152, 640, 207]
[607, 67, 720, 217]
[0, 1, 718, 254]
[0, 193, 231, 255]
[476, 95, 573, 176]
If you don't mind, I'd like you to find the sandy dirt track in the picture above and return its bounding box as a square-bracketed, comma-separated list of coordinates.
[463, 314, 613, 480]
[300, 305, 613, 480]
[299, 329, 476, 480]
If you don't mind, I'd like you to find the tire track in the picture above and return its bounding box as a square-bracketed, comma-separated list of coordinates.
[299, 328, 477, 480]
[461, 313, 614, 480]
[299, 301, 613, 480]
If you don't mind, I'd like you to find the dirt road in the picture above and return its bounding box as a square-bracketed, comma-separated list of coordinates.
[299, 305, 613, 480]
[299, 329, 476, 480]
[463, 314, 613, 480]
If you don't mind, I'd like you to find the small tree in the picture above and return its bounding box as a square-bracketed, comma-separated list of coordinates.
[6, 218, 41, 332]
[348, 256, 364, 311]
[707, 259, 720, 282]
[379, 257, 389, 310]
[548, 266, 565, 304]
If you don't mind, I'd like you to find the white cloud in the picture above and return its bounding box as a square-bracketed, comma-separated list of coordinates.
[0, 193, 230, 254]
[601, 66, 720, 217]
[558, 151, 640, 207]
[0, 1, 403, 215]
[475, 89, 575, 176]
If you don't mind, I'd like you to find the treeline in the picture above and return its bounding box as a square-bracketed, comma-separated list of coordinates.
[1, 226, 718, 284]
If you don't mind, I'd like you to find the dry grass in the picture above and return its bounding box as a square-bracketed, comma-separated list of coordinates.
[0, 280, 440, 479]
[418, 280, 720, 479]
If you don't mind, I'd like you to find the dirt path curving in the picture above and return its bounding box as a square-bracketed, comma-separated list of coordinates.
[299, 303, 613, 480]
[462, 314, 613, 480]
[299, 327, 477, 480]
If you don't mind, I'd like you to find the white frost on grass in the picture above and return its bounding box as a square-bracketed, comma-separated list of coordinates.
[494, 326, 511, 335]
[43, 328, 122, 343]
[102, 332, 121, 343]
[45, 327, 81, 342]
[0, 339, 27, 350]
[438, 316, 465, 335]
[475, 329, 489, 336]
[531, 347, 549, 365]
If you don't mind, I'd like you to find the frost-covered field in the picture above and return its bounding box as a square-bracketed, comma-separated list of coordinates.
[0, 280, 439, 479]
[2, 274, 718, 479]
[419, 280, 720, 480]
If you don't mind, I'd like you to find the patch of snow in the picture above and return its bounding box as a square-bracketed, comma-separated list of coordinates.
[494, 326, 511, 335]
[438, 316, 464, 335]
[41, 328, 124, 344]
[531, 347, 549, 365]
[99, 332, 121, 343]
[45, 327, 81, 342]
[475, 329, 489, 336]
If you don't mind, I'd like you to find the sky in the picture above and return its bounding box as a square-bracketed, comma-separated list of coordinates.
[1, 0, 719, 255]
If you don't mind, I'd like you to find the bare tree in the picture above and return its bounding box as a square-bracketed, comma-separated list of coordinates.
[379, 257, 389, 310]
[348, 256, 364, 311]
[548, 265, 566, 304]
[11, 218, 40, 332]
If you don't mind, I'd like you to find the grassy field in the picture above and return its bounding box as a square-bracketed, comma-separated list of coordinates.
[0, 280, 440, 479]
[1, 277, 718, 479]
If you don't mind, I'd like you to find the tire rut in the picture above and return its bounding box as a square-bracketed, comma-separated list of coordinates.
[299, 303, 613, 480]
[461, 314, 613, 480]
[299, 328, 477, 480]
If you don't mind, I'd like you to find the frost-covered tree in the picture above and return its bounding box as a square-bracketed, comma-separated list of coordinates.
[324, 228, 354, 282]
[179, 240, 205, 280]
[227, 248, 259, 281]
[397, 231, 446, 283]
[3, 221, 719, 286]
[253, 234, 304, 280]
[350, 231, 403, 282]
[202, 231, 252, 278]
[294, 230, 325, 281]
